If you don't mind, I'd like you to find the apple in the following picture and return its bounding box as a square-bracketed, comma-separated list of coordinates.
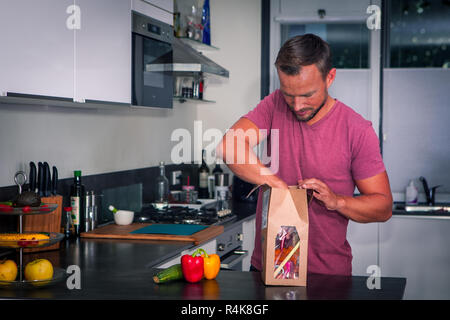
[0, 259, 18, 281]
[24, 259, 54, 281]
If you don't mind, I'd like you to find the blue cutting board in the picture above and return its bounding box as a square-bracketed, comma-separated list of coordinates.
[130, 224, 207, 236]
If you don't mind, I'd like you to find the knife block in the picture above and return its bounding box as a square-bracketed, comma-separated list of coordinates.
[21, 195, 63, 252]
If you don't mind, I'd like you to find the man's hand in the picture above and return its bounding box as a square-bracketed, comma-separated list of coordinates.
[298, 178, 344, 211]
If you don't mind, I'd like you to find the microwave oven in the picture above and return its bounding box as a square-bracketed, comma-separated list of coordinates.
[132, 11, 173, 108]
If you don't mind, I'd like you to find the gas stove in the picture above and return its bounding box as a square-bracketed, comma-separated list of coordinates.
[135, 202, 236, 226]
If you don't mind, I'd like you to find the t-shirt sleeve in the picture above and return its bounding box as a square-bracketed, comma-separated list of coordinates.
[351, 124, 386, 181]
[241, 92, 275, 132]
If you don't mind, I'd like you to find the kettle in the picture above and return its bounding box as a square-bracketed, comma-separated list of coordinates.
[232, 175, 258, 203]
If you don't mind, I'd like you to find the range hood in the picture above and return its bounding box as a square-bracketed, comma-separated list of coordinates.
[146, 37, 229, 78]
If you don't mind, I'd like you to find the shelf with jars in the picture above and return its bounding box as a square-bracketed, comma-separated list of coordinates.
[174, 72, 217, 104]
[177, 37, 219, 52]
[171, 0, 227, 103]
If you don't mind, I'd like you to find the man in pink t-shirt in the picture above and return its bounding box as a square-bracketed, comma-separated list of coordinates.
[218, 34, 392, 276]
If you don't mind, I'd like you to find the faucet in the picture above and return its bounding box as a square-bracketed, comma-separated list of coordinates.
[419, 177, 441, 206]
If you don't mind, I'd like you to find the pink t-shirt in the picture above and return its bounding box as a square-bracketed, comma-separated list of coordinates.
[243, 90, 385, 275]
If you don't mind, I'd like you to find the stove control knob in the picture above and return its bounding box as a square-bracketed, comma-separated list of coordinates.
[217, 243, 225, 251]
[236, 233, 244, 241]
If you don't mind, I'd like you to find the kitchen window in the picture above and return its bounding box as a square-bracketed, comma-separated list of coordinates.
[387, 0, 450, 68]
[280, 23, 370, 68]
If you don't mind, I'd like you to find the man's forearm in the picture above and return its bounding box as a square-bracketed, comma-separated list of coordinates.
[335, 193, 392, 223]
[218, 136, 287, 189]
[227, 163, 287, 189]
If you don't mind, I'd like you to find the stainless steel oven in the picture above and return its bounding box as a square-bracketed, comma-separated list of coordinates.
[217, 224, 248, 271]
[132, 11, 173, 108]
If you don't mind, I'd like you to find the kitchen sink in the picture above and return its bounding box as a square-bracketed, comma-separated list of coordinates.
[393, 203, 450, 213]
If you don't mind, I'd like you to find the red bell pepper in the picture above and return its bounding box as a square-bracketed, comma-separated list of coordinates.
[181, 249, 204, 283]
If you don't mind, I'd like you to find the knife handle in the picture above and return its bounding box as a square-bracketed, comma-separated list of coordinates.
[37, 162, 44, 197]
[29, 161, 37, 192]
[43, 162, 51, 197]
[52, 166, 58, 195]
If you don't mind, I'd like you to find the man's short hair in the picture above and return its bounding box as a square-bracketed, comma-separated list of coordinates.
[275, 34, 333, 79]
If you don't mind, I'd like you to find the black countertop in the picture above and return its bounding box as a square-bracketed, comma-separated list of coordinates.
[0, 237, 406, 300]
[0, 200, 407, 300]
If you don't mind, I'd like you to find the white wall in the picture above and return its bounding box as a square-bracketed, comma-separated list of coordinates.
[0, 0, 262, 187]
[0, 102, 196, 187]
[383, 69, 450, 196]
[191, 0, 262, 166]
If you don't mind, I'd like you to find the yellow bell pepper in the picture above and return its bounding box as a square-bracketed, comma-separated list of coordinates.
[198, 248, 221, 280]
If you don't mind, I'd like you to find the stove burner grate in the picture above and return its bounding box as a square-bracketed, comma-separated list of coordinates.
[136, 204, 235, 225]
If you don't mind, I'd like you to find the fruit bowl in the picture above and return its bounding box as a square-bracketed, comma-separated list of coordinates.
[0, 232, 64, 249]
[0, 267, 67, 289]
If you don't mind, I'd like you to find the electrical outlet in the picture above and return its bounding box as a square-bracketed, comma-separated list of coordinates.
[171, 170, 182, 185]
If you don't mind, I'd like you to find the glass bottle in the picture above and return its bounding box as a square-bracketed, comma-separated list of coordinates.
[198, 150, 210, 199]
[155, 162, 169, 209]
[201, 0, 211, 45]
[212, 161, 223, 174]
[70, 170, 85, 236]
[63, 206, 73, 239]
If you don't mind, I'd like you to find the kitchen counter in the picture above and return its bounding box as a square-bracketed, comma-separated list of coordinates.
[0, 237, 406, 300]
[393, 209, 450, 219]
[392, 202, 450, 218]
[0, 200, 407, 300]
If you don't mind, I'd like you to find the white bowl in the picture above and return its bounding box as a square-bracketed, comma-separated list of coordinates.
[114, 210, 134, 225]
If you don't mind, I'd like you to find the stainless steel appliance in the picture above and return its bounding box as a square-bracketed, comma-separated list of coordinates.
[132, 11, 173, 108]
[136, 202, 235, 225]
[216, 223, 248, 271]
[136, 201, 248, 271]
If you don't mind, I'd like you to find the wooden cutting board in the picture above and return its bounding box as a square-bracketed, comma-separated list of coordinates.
[80, 223, 224, 245]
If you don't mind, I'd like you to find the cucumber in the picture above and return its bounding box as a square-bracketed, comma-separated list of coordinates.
[153, 263, 184, 284]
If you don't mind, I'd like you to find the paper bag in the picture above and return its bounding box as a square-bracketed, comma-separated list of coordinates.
[260, 185, 309, 286]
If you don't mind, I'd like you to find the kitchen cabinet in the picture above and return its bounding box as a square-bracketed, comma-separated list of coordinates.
[379, 216, 450, 299]
[74, 0, 131, 104]
[276, 0, 371, 22]
[131, 0, 173, 26]
[0, 0, 74, 99]
[242, 217, 256, 272]
[143, 0, 173, 13]
[0, 0, 131, 105]
[346, 220, 379, 276]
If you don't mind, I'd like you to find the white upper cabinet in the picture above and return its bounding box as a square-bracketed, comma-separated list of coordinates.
[0, 0, 74, 98]
[74, 0, 131, 104]
[143, 0, 173, 13]
[276, 0, 371, 22]
[0, 0, 131, 104]
[132, 0, 173, 26]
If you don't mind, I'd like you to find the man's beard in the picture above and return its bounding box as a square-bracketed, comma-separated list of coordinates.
[291, 93, 328, 122]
